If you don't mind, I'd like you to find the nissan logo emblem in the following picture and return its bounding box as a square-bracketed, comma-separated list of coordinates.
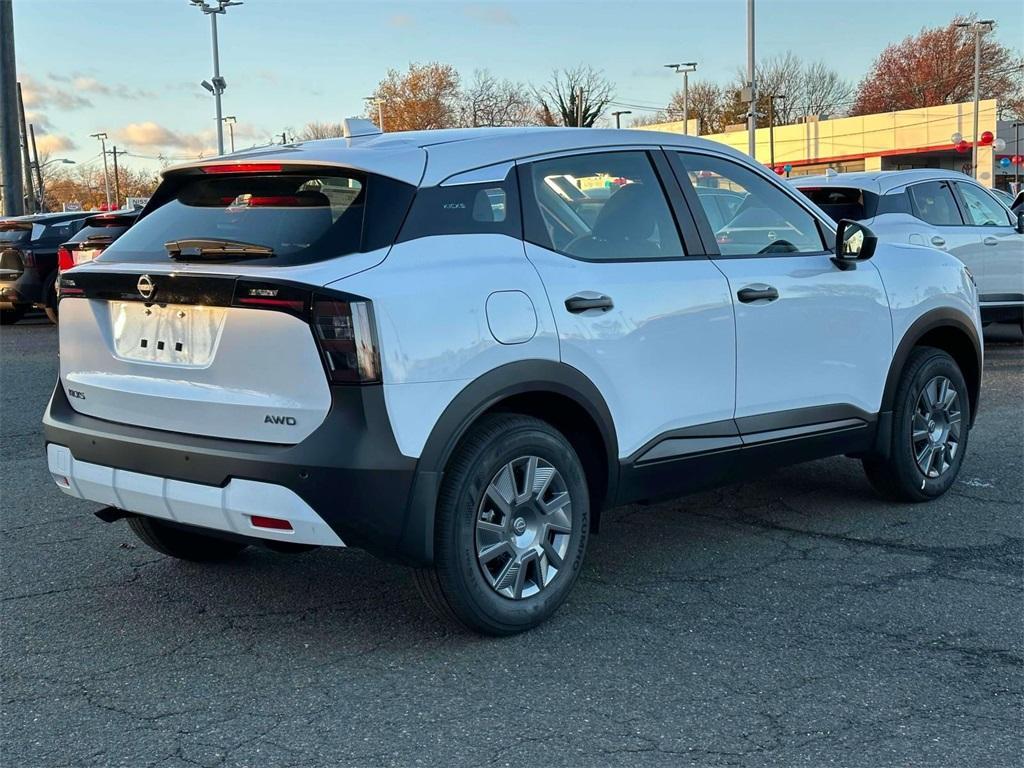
[137, 274, 155, 300]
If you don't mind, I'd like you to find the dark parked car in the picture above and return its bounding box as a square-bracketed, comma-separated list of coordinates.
[58, 211, 139, 272]
[0, 212, 91, 324]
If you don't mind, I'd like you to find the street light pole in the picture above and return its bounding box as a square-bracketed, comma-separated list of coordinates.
[958, 19, 994, 180]
[190, 0, 242, 156]
[90, 132, 111, 209]
[664, 63, 697, 135]
[746, 0, 757, 158]
[612, 110, 632, 129]
[222, 115, 236, 152]
[364, 96, 385, 132]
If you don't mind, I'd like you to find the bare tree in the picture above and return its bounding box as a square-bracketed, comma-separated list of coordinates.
[729, 53, 853, 126]
[460, 70, 536, 127]
[535, 65, 615, 127]
[664, 81, 727, 134]
[295, 121, 345, 140]
[800, 61, 854, 120]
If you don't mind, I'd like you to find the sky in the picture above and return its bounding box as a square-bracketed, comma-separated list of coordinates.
[13, 0, 1024, 175]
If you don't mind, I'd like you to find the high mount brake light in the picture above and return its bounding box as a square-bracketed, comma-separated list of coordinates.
[201, 163, 284, 175]
[312, 298, 380, 384]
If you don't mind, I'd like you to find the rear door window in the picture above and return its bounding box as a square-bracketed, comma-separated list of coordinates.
[907, 182, 963, 226]
[98, 170, 415, 266]
[521, 150, 685, 261]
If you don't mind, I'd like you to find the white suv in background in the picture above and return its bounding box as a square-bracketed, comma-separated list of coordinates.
[46, 124, 982, 634]
[793, 170, 1024, 330]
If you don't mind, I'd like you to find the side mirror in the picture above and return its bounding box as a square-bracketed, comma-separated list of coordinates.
[1015, 211, 1024, 235]
[832, 219, 877, 270]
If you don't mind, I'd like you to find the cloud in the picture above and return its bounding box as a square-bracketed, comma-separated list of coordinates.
[34, 132, 77, 155]
[463, 4, 515, 25]
[25, 111, 53, 132]
[388, 13, 414, 27]
[20, 74, 92, 110]
[114, 121, 217, 157]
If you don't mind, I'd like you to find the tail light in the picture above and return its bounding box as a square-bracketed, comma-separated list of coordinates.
[312, 298, 380, 384]
[230, 281, 381, 385]
[58, 247, 74, 272]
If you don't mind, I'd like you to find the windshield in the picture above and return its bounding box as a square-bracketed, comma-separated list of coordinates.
[98, 170, 415, 266]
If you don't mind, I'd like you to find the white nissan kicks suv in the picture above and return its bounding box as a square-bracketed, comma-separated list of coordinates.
[46, 124, 983, 634]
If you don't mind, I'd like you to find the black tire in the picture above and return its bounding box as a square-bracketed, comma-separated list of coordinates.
[127, 516, 248, 562]
[863, 347, 970, 502]
[0, 305, 26, 325]
[413, 413, 590, 635]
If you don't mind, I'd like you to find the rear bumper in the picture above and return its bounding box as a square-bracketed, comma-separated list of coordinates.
[47, 443, 344, 547]
[0, 270, 42, 305]
[43, 383, 431, 563]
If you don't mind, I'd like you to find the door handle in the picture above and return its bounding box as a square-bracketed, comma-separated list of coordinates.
[931, 236, 946, 247]
[565, 294, 614, 313]
[737, 284, 779, 304]
[983, 236, 999, 246]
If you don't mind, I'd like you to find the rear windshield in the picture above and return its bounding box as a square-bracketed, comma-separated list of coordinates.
[796, 186, 878, 222]
[98, 170, 415, 266]
[0, 222, 31, 242]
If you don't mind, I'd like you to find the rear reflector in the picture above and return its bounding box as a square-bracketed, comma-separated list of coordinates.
[250, 515, 293, 531]
[201, 163, 283, 174]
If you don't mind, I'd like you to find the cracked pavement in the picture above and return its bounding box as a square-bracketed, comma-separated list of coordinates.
[2, 316, 1021, 767]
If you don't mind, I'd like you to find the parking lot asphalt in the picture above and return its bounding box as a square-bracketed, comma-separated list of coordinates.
[1, 315, 1021, 768]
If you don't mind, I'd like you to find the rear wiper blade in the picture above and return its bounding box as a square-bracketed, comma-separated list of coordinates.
[164, 238, 275, 260]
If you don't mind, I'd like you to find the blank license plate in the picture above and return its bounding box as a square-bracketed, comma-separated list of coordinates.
[110, 302, 227, 367]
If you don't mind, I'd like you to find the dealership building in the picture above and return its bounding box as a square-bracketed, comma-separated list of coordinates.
[641, 99, 1022, 191]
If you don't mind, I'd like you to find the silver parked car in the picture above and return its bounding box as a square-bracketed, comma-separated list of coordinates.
[793, 170, 1023, 328]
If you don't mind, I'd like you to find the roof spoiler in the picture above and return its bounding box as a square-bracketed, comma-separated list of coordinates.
[343, 118, 382, 141]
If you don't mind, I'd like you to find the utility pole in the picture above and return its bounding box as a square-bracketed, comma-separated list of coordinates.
[222, 115, 236, 152]
[110, 146, 120, 208]
[664, 63, 698, 135]
[190, 0, 242, 156]
[0, 0, 23, 216]
[746, 0, 757, 159]
[28, 123, 43, 210]
[280, 132, 287, 145]
[91, 133, 111, 209]
[768, 94, 784, 169]
[958, 19, 994, 179]
[577, 86, 584, 127]
[16, 82, 36, 212]
[612, 110, 632, 129]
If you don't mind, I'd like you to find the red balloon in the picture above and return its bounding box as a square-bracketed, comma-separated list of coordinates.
[774, 166, 785, 175]
[1013, 155, 1024, 166]
[979, 131, 994, 145]
[955, 140, 971, 154]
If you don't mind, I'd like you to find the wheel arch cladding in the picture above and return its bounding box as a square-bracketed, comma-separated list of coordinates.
[397, 361, 619, 564]
[883, 308, 982, 427]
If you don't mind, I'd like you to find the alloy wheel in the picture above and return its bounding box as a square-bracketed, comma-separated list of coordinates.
[912, 375, 962, 479]
[474, 455, 573, 600]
